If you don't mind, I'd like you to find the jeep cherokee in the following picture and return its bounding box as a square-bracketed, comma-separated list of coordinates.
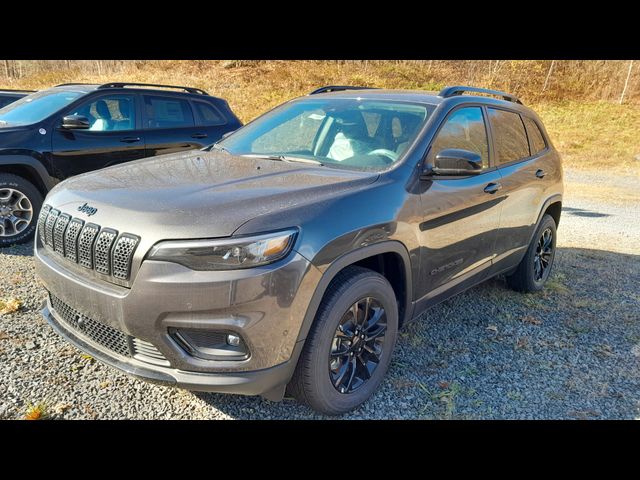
[34, 85, 563, 415]
[0, 82, 241, 246]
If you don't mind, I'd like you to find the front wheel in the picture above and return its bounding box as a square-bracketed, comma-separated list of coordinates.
[506, 214, 557, 293]
[0, 174, 43, 247]
[288, 266, 398, 415]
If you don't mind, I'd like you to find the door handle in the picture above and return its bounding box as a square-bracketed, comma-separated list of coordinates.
[484, 182, 502, 194]
[535, 169, 546, 178]
[191, 133, 208, 139]
[120, 137, 141, 143]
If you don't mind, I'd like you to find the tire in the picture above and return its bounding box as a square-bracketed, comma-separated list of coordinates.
[506, 214, 557, 293]
[0, 174, 43, 247]
[288, 266, 399, 415]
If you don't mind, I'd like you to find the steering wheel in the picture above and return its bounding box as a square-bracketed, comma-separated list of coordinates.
[367, 148, 399, 163]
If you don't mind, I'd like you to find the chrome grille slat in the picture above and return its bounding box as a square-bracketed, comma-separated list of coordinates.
[40, 203, 140, 285]
[37, 205, 51, 245]
[94, 228, 118, 275]
[77, 223, 100, 269]
[64, 218, 84, 263]
[112, 234, 140, 280]
[44, 209, 60, 249]
[53, 213, 71, 256]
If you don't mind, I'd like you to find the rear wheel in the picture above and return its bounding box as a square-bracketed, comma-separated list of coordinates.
[289, 266, 398, 415]
[0, 174, 43, 247]
[506, 214, 557, 293]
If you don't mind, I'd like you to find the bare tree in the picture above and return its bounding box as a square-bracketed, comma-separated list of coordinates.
[619, 60, 634, 105]
[542, 60, 555, 92]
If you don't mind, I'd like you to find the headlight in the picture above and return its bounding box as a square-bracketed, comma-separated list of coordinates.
[147, 229, 297, 271]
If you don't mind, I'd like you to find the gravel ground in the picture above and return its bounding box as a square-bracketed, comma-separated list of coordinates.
[1, 169, 638, 419]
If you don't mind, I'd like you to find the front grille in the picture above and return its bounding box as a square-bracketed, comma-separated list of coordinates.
[39, 203, 140, 284]
[50, 293, 130, 357]
[49, 293, 168, 365]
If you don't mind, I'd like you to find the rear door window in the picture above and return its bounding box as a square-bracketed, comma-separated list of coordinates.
[143, 95, 195, 129]
[487, 108, 530, 165]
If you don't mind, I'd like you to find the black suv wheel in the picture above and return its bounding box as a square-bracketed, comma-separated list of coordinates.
[506, 214, 557, 292]
[0, 174, 43, 246]
[289, 266, 398, 415]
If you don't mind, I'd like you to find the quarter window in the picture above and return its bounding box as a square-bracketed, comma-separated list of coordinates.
[143, 95, 194, 129]
[522, 116, 547, 154]
[488, 108, 530, 164]
[431, 107, 489, 168]
[193, 101, 226, 126]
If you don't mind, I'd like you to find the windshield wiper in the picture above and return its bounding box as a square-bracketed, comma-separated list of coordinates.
[243, 154, 324, 166]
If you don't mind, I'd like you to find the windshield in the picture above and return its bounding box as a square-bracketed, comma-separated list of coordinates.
[0, 90, 83, 126]
[218, 97, 434, 171]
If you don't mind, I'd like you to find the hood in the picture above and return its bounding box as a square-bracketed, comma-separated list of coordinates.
[45, 149, 378, 245]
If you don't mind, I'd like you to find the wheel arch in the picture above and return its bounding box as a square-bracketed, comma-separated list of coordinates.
[0, 155, 55, 194]
[296, 241, 414, 347]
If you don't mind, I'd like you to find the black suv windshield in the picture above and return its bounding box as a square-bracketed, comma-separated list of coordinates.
[0, 90, 83, 126]
[219, 97, 434, 171]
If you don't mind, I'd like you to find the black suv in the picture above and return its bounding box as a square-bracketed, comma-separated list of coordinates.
[0, 89, 35, 109]
[0, 82, 241, 245]
[35, 85, 563, 415]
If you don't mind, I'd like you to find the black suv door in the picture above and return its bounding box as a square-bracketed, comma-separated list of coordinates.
[418, 105, 502, 302]
[50, 93, 145, 179]
[141, 94, 208, 156]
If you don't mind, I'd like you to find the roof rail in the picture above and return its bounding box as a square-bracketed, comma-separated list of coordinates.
[439, 85, 522, 104]
[97, 82, 208, 95]
[0, 88, 36, 93]
[309, 85, 377, 95]
[55, 83, 101, 87]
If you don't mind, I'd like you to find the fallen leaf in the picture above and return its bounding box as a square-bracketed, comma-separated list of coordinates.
[521, 315, 542, 325]
[486, 325, 498, 333]
[0, 298, 22, 315]
[53, 403, 72, 415]
[438, 381, 450, 389]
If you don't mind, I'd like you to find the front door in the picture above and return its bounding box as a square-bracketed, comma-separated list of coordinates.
[417, 106, 503, 304]
[50, 93, 145, 179]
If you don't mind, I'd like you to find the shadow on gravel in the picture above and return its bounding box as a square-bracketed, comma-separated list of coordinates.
[191, 247, 640, 419]
[0, 241, 34, 257]
[562, 206, 611, 218]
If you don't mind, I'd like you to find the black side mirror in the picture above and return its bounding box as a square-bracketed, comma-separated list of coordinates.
[423, 148, 484, 177]
[61, 115, 90, 130]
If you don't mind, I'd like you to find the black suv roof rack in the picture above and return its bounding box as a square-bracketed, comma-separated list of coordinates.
[55, 83, 101, 87]
[97, 82, 208, 95]
[439, 85, 522, 104]
[0, 88, 36, 92]
[309, 85, 377, 95]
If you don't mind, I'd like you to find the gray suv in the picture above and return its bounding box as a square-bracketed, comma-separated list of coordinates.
[34, 85, 563, 415]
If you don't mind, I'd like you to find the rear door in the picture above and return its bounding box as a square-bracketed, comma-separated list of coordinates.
[141, 94, 204, 156]
[190, 99, 239, 144]
[50, 92, 145, 178]
[487, 107, 551, 272]
[418, 106, 502, 301]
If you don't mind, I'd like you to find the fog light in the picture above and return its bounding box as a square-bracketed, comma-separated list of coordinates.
[227, 333, 241, 346]
[170, 328, 248, 361]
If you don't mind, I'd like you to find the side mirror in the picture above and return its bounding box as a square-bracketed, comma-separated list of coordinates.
[61, 115, 90, 130]
[423, 148, 484, 177]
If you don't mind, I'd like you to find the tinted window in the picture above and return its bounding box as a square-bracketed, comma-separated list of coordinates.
[193, 101, 226, 126]
[523, 116, 547, 154]
[431, 107, 489, 168]
[488, 108, 530, 164]
[70, 94, 136, 132]
[143, 95, 194, 129]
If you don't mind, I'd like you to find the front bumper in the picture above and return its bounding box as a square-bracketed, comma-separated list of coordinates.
[43, 301, 300, 396]
[35, 241, 322, 395]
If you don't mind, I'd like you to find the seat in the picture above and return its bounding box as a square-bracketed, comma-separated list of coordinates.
[327, 111, 379, 161]
[114, 98, 134, 131]
[90, 100, 113, 131]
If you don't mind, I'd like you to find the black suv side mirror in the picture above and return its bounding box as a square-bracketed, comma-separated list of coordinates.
[61, 115, 90, 130]
[423, 148, 484, 177]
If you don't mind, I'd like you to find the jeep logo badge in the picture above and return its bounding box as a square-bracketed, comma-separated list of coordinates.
[77, 203, 98, 216]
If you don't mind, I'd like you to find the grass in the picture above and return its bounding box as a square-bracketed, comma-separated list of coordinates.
[1, 60, 638, 174]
